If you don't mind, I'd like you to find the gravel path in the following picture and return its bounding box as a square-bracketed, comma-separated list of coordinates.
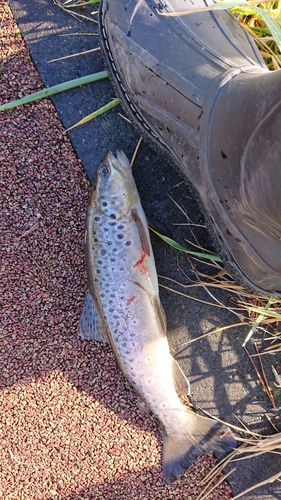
[0, 2, 233, 498]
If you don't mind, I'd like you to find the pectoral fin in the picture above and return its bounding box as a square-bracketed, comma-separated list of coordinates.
[171, 356, 190, 396]
[132, 208, 151, 256]
[79, 292, 109, 343]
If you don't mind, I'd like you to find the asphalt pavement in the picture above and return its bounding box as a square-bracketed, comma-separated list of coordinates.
[8, 1, 281, 498]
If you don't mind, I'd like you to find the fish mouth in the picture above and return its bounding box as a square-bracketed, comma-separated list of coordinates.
[102, 150, 132, 177]
[116, 150, 132, 173]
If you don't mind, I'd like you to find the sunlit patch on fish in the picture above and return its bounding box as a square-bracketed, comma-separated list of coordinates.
[80, 150, 236, 484]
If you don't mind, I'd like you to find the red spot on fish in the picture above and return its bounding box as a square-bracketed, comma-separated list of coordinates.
[132, 342, 135, 347]
[126, 295, 137, 306]
[133, 251, 147, 274]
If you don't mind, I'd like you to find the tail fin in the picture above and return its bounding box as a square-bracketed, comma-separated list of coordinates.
[162, 411, 236, 484]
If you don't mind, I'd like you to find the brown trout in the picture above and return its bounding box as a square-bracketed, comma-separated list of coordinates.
[80, 151, 236, 483]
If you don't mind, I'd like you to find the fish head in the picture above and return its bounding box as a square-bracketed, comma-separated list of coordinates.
[90, 151, 138, 219]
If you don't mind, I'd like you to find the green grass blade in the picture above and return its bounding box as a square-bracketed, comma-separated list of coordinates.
[249, 26, 272, 35]
[149, 227, 222, 262]
[277, 1, 281, 23]
[248, 5, 281, 51]
[67, 98, 120, 130]
[63, 0, 100, 7]
[0, 71, 109, 111]
[230, 5, 258, 16]
[242, 296, 275, 347]
[244, 304, 280, 320]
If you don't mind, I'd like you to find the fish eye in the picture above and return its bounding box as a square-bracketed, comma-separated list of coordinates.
[99, 165, 110, 177]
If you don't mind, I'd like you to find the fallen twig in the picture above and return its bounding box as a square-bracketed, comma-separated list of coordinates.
[244, 346, 276, 408]
[15, 223, 39, 241]
[130, 137, 143, 168]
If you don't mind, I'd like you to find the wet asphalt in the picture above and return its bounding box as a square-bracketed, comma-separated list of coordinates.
[8, 1, 281, 498]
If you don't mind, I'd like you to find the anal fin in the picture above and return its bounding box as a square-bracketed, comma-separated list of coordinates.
[171, 356, 190, 396]
[79, 292, 109, 343]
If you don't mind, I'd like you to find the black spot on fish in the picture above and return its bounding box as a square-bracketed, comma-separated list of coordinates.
[97, 259, 103, 265]
[110, 214, 116, 219]
[101, 249, 106, 256]
[110, 257, 116, 262]
[125, 241, 132, 246]
[107, 241, 113, 246]
[118, 224, 124, 230]
[94, 216, 100, 221]
[117, 234, 124, 239]
[109, 221, 117, 226]
[102, 201, 108, 207]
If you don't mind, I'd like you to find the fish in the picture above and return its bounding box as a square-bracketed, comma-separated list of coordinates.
[80, 150, 236, 483]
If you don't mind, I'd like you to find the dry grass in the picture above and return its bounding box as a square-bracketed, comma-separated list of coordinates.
[194, 419, 281, 499]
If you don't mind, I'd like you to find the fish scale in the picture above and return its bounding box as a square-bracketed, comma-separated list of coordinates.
[80, 150, 236, 483]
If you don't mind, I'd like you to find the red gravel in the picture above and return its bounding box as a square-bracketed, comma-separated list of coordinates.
[0, 2, 233, 498]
